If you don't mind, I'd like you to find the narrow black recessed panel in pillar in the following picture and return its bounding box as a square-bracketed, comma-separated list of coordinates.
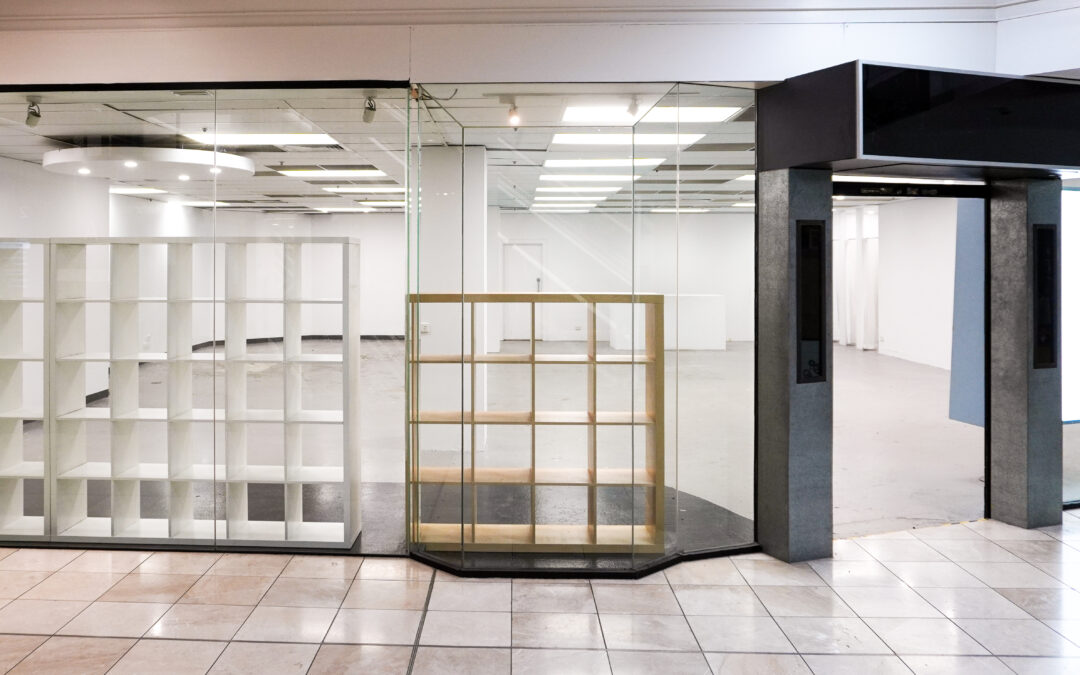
[796, 220, 826, 384]
[1033, 224, 1058, 369]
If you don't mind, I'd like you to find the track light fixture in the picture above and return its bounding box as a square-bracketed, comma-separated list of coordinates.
[627, 98, 639, 118]
[363, 96, 377, 123]
[508, 104, 521, 128]
[25, 98, 41, 127]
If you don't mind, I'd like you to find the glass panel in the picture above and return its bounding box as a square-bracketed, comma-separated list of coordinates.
[1063, 190, 1080, 503]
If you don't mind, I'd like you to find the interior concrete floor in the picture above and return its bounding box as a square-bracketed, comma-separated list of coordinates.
[833, 345, 985, 538]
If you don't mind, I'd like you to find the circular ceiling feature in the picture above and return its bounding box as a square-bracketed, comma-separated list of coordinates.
[41, 146, 255, 180]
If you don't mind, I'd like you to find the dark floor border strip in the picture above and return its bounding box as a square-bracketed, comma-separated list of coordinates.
[408, 542, 763, 580]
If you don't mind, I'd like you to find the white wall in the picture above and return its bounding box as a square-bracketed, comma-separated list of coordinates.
[997, 4, 1080, 75]
[494, 211, 755, 344]
[877, 198, 958, 370]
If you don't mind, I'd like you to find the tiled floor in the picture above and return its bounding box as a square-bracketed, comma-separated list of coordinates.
[4, 517, 1080, 672]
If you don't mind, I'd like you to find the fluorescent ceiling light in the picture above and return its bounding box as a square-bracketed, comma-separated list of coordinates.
[733, 174, 755, 181]
[543, 158, 663, 168]
[529, 208, 589, 213]
[551, 133, 704, 146]
[832, 175, 985, 186]
[278, 169, 386, 178]
[316, 207, 376, 213]
[535, 186, 621, 193]
[179, 201, 231, 207]
[323, 186, 405, 193]
[534, 196, 607, 201]
[651, 208, 709, 213]
[733, 202, 755, 207]
[562, 106, 638, 125]
[109, 186, 166, 195]
[531, 203, 598, 208]
[540, 174, 640, 182]
[354, 200, 406, 207]
[640, 107, 741, 124]
[184, 133, 337, 146]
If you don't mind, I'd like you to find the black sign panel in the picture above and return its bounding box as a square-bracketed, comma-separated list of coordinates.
[863, 64, 1080, 168]
[797, 221, 827, 384]
[1033, 224, 1058, 369]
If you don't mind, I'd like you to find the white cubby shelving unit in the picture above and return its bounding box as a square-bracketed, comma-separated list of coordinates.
[0, 236, 361, 548]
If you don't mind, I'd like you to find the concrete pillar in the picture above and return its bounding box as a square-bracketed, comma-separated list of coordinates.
[756, 168, 834, 562]
[989, 178, 1063, 529]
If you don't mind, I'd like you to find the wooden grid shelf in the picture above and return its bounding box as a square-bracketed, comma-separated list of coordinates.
[408, 292, 664, 553]
[0, 237, 362, 548]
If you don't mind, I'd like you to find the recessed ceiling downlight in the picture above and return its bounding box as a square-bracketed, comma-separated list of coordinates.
[42, 147, 254, 181]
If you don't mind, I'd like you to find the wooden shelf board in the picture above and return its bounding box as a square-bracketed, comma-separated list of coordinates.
[595, 354, 653, 364]
[0, 461, 45, 478]
[534, 411, 591, 425]
[475, 353, 531, 363]
[534, 354, 590, 364]
[596, 524, 659, 546]
[284, 298, 342, 304]
[596, 467, 656, 486]
[534, 524, 593, 546]
[474, 411, 532, 424]
[535, 467, 592, 485]
[595, 411, 654, 425]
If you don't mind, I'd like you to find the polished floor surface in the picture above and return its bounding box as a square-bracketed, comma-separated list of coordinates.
[1, 515, 1080, 673]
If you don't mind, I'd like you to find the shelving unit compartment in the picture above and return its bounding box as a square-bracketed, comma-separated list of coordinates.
[54, 419, 110, 479]
[0, 477, 44, 536]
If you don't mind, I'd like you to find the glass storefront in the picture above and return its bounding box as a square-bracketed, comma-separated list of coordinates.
[405, 83, 757, 572]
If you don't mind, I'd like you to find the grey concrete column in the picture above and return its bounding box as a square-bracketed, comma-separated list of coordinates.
[989, 178, 1063, 529]
[756, 168, 833, 562]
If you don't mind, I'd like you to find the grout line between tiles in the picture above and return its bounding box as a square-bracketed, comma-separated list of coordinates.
[404, 566, 436, 675]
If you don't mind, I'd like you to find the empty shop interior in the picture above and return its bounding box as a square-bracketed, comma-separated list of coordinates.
[0, 80, 1077, 574]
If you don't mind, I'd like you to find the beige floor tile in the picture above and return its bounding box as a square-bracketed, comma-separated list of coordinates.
[179, 574, 275, 605]
[0, 598, 89, 633]
[591, 583, 681, 614]
[512, 582, 596, 613]
[259, 576, 350, 608]
[308, 644, 412, 674]
[704, 652, 811, 674]
[808, 560, 905, 587]
[206, 553, 291, 577]
[732, 560, 824, 586]
[998, 540, 1080, 564]
[663, 557, 745, 585]
[833, 586, 943, 618]
[1044, 619, 1080, 645]
[0, 549, 83, 572]
[513, 648, 611, 675]
[913, 587, 1030, 619]
[672, 585, 768, 616]
[20, 571, 125, 601]
[0, 634, 48, 672]
[953, 618, 1080, 656]
[511, 612, 605, 649]
[135, 551, 221, 575]
[232, 605, 336, 643]
[428, 580, 511, 611]
[356, 557, 434, 581]
[688, 615, 794, 653]
[1000, 656, 1080, 674]
[411, 646, 510, 675]
[964, 520, 1055, 542]
[607, 650, 710, 675]
[599, 614, 699, 651]
[856, 539, 949, 562]
[923, 539, 1023, 563]
[900, 655, 1013, 674]
[911, 524, 989, 541]
[752, 585, 855, 618]
[420, 610, 511, 647]
[280, 555, 362, 579]
[109, 639, 226, 674]
[61, 550, 153, 574]
[342, 579, 430, 610]
[958, 562, 1066, 589]
[58, 601, 171, 638]
[434, 571, 511, 583]
[831, 540, 875, 561]
[996, 588, 1080, 620]
[864, 617, 989, 656]
[774, 617, 891, 654]
[145, 603, 253, 640]
[591, 571, 668, 585]
[0, 570, 51, 597]
[324, 608, 423, 645]
[208, 641, 317, 674]
[800, 654, 912, 674]
[0, 548, 16, 560]
[99, 573, 200, 603]
[884, 562, 987, 588]
[1034, 561, 1080, 587]
[9, 636, 134, 674]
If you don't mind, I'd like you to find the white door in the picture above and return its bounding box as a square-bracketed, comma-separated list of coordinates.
[503, 243, 543, 340]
